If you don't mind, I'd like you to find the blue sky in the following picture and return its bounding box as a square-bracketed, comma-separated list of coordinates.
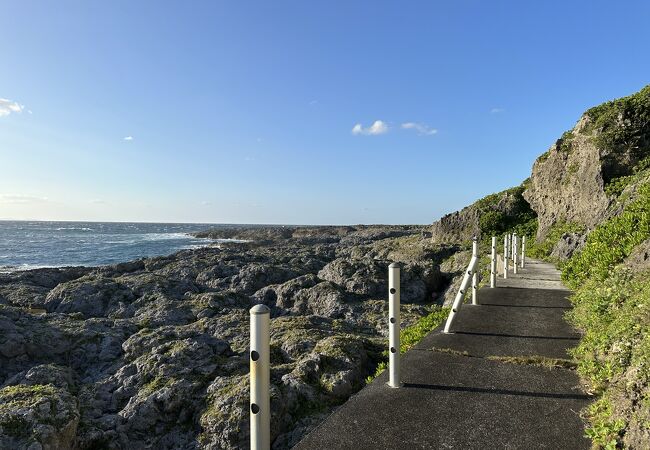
[1, 1, 649, 224]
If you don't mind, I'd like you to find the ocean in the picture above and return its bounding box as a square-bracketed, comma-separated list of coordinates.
[0, 221, 223, 272]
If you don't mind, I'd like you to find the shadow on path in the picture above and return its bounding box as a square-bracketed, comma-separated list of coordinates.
[402, 383, 591, 400]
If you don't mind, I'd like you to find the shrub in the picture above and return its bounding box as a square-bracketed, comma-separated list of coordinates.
[562, 183, 650, 288]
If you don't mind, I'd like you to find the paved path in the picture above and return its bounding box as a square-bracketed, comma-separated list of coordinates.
[295, 259, 591, 450]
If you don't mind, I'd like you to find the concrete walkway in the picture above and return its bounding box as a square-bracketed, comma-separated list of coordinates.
[294, 259, 592, 450]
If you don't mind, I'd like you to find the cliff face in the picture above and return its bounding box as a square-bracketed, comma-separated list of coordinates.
[525, 85, 650, 239]
[430, 185, 536, 243]
[432, 85, 650, 246]
[523, 119, 611, 239]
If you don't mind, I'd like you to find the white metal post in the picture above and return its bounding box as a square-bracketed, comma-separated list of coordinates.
[388, 263, 402, 388]
[250, 305, 270, 450]
[521, 236, 526, 268]
[503, 234, 509, 279]
[471, 238, 479, 305]
[513, 233, 519, 274]
[444, 256, 478, 333]
[490, 236, 497, 288]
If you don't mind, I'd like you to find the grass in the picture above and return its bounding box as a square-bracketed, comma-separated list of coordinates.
[486, 355, 577, 370]
[365, 306, 449, 384]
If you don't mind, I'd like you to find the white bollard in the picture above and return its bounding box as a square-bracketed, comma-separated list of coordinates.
[490, 236, 497, 288]
[503, 234, 509, 279]
[250, 305, 270, 450]
[471, 237, 479, 305]
[521, 236, 526, 268]
[444, 256, 478, 333]
[388, 263, 402, 388]
[513, 233, 519, 274]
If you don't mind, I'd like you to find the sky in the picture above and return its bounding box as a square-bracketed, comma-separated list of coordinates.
[1, 1, 649, 225]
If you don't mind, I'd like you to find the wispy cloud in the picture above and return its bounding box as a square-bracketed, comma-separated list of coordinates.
[90, 199, 107, 205]
[309, 99, 318, 106]
[201, 200, 212, 206]
[0, 99, 24, 117]
[123, 136, 134, 141]
[0, 194, 49, 204]
[352, 120, 389, 136]
[401, 122, 438, 136]
[490, 108, 505, 114]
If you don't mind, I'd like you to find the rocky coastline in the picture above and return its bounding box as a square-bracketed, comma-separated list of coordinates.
[0, 224, 464, 449]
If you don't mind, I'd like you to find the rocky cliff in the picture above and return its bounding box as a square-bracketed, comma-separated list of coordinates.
[431, 84, 650, 249]
[525, 85, 650, 239]
[430, 185, 536, 244]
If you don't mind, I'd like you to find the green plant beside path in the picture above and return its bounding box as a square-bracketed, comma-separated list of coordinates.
[366, 306, 449, 384]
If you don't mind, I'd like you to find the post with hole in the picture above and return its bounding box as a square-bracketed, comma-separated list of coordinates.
[471, 237, 479, 305]
[490, 236, 497, 288]
[250, 304, 270, 450]
[513, 233, 519, 274]
[521, 235, 526, 268]
[388, 263, 402, 388]
[503, 234, 509, 279]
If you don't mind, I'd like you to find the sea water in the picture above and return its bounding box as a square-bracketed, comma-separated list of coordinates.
[0, 221, 222, 271]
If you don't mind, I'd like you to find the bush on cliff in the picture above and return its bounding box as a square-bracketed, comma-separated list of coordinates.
[562, 183, 650, 289]
[559, 180, 650, 448]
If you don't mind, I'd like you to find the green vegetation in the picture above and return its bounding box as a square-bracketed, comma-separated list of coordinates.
[486, 355, 577, 370]
[476, 184, 538, 240]
[365, 306, 449, 384]
[554, 179, 650, 448]
[562, 183, 650, 288]
[567, 268, 650, 448]
[526, 221, 585, 262]
[140, 375, 175, 396]
[584, 396, 627, 450]
[604, 157, 650, 198]
[558, 130, 575, 153]
[583, 85, 650, 153]
[0, 384, 60, 437]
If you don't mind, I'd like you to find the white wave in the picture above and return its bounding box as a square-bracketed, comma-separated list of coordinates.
[0, 263, 70, 273]
[55, 227, 93, 231]
[140, 232, 193, 241]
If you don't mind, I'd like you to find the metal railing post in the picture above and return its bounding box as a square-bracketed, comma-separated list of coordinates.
[388, 263, 402, 388]
[513, 233, 519, 274]
[490, 236, 497, 288]
[444, 254, 478, 333]
[521, 236, 526, 268]
[503, 234, 509, 279]
[250, 305, 270, 450]
[471, 237, 479, 305]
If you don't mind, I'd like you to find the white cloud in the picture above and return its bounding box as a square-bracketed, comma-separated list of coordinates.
[351, 120, 389, 136]
[401, 122, 438, 136]
[124, 136, 134, 141]
[201, 200, 212, 206]
[490, 108, 505, 114]
[309, 99, 318, 105]
[0, 98, 24, 117]
[90, 199, 107, 204]
[0, 194, 49, 204]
